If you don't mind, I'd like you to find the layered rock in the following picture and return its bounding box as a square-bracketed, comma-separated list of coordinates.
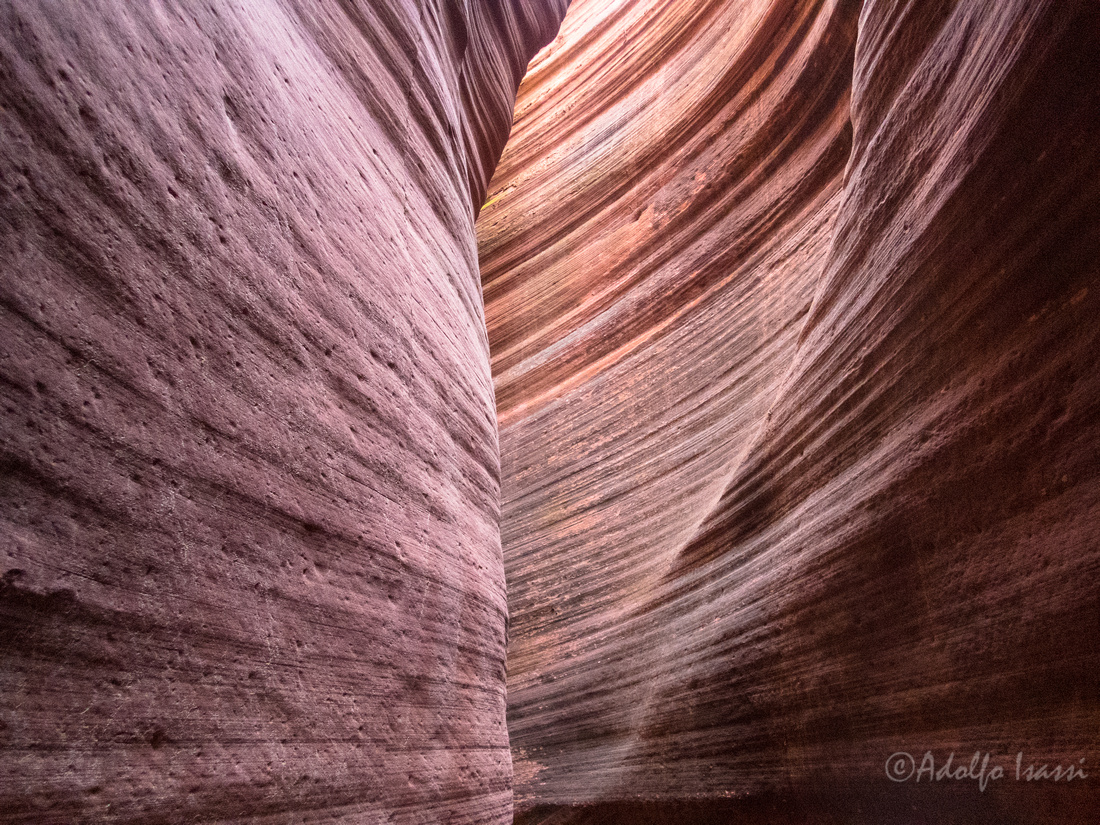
[480, 0, 1100, 821]
[0, 1, 564, 822]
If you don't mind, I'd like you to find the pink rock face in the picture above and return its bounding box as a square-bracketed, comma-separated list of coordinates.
[481, 0, 1100, 821]
[0, 1, 563, 821]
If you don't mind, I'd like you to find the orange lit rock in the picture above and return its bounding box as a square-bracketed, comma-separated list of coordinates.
[481, 0, 1100, 821]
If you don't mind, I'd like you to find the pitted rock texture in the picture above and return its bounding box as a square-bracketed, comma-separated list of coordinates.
[0, 0, 564, 822]
[480, 0, 1100, 821]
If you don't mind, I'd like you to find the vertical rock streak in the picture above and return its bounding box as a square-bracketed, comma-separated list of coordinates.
[0, 1, 563, 822]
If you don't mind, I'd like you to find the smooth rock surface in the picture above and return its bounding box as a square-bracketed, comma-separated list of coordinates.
[0, 1, 564, 822]
[480, 0, 1100, 821]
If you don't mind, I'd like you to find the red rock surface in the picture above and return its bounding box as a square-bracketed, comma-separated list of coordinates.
[0, 1, 564, 822]
[480, 0, 1100, 821]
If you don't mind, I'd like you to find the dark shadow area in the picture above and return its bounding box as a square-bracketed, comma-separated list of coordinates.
[515, 782, 1100, 825]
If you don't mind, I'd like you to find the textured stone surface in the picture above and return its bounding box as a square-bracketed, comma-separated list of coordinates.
[480, 0, 1100, 821]
[0, 1, 564, 822]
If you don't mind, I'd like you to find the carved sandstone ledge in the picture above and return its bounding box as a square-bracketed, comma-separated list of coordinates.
[480, 0, 1100, 822]
[0, 1, 564, 822]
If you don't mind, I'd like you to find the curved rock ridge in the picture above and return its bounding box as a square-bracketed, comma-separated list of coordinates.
[479, 0, 1100, 820]
[0, 1, 564, 822]
[462, 0, 570, 214]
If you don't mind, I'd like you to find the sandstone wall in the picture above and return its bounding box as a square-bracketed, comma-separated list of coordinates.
[480, 0, 1100, 821]
[0, 1, 564, 822]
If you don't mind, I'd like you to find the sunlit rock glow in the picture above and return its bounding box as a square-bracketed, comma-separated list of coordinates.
[480, 0, 1100, 821]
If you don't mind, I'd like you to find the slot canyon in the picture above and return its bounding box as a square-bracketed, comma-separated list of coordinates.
[1, 0, 1098, 822]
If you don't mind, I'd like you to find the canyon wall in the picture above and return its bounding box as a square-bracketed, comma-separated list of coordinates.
[0, 1, 564, 822]
[480, 0, 1100, 821]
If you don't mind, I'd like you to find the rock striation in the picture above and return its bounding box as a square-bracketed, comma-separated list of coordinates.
[0, 1, 563, 822]
[480, 0, 1100, 821]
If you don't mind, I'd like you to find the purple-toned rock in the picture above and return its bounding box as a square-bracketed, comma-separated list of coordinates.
[0, 1, 564, 822]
